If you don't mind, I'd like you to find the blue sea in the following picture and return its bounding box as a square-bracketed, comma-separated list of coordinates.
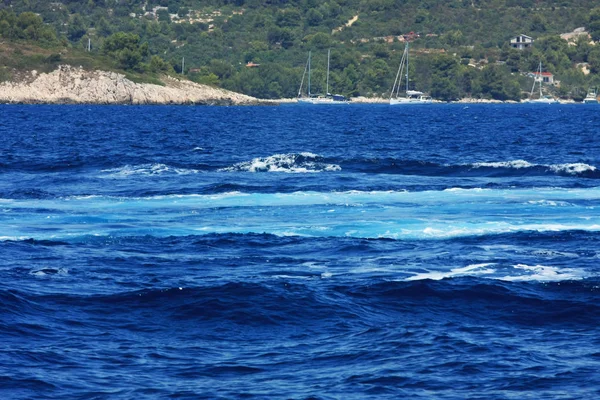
[1, 103, 599, 399]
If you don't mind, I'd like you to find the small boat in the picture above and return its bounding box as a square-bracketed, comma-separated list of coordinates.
[583, 89, 598, 104]
[390, 90, 432, 105]
[297, 49, 349, 105]
[524, 61, 560, 104]
[390, 41, 432, 105]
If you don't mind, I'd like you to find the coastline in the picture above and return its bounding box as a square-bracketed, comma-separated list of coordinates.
[0, 66, 582, 105]
[0, 65, 267, 106]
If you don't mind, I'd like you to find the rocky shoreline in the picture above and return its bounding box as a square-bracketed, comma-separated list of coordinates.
[0, 66, 580, 105]
[0, 65, 266, 105]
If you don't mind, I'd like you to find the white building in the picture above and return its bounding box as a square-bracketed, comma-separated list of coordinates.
[510, 34, 533, 50]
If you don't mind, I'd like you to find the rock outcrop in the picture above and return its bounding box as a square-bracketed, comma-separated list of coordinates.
[0, 65, 263, 105]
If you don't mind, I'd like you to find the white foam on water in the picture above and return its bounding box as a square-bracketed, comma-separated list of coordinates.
[499, 264, 586, 282]
[443, 187, 490, 192]
[531, 249, 579, 258]
[299, 152, 319, 158]
[219, 153, 341, 173]
[272, 275, 313, 280]
[19, 187, 600, 210]
[0, 236, 29, 241]
[404, 263, 588, 283]
[405, 263, 496, 281]
[527, 199, 573, 207]
[468, 159, 597, 176]
[549, 163, 597, 175]
[30, 267, 69, 277]
[67, 195, 102, 200]
[101, 163, 200, 177]
[4, 187, 600, 241]
[471, 160, 534, 169]
[302, 262, 328, 270]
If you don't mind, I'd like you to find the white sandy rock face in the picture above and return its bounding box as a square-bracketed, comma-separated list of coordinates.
[0, 65, 260, 105]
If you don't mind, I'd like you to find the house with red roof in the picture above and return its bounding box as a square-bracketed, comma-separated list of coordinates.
[532, 70, 554, 84]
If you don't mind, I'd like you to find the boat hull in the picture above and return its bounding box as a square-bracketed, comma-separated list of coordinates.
[390, 98, 432, 105]
[297, 98, 349, 105]
[524, 98, 560, 104]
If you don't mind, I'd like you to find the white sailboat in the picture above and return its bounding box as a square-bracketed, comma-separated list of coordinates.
[297, 49, 349, 104]
[583, 88, 598, 104]
[297, 51, 314, 104]
[525, 61, 559, 104]
[390, 41, 432, 105]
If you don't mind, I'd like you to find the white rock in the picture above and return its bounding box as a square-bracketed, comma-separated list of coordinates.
[0, 65, 262, 105]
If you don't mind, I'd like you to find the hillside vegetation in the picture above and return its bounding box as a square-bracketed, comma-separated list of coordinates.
[3, 0, 600, 101]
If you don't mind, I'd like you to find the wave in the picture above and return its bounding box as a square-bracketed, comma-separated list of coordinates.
[1, 186, 599, 241]
[344, 279, 600, 325]
[404, 263, 587, 282]
[3, 155, 597, 180]
[219, 153, 341, 173]
[217, 154, 598, 178]
[469, 160, 598, 177]
[101, 163, 201, 177]
[4, 278, 599, 328]
[344, 158, 599, 178]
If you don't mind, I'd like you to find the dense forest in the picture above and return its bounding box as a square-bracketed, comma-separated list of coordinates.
[2, 0, 600, 100]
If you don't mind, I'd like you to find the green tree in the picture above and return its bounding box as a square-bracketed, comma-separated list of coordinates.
[306, 9, 323, 27]
[530, 14, 547, 33]
[157, 9, 170, 23]
[588, 46, 600, 74]
[589, 8, 600, 42]
[431, 76, 459, 101]
[306, 32, 331, 49]
[149, 55, 173, 73]
[478, 64, 520, 101]
[15, 12, 44, 40]
[429, 54, 460, 101]
[96, 17, 112, 36]
[68, 14, 87, 42]
[362, 59, 390, 95]
[103, 32, 149, 71]
[267, 27, 295, 48]
[276, 9, 301, 28]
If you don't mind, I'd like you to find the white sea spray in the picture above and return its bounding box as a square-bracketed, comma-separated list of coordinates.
[500, 264, 586, 282]
[219, 153, 341, 173]
[101, 163, 200, 177]
[467, 159, 597, 176]
[405, 263, 496, 281]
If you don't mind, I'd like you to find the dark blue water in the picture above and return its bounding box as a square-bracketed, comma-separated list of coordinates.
[1, 104, 599, 399]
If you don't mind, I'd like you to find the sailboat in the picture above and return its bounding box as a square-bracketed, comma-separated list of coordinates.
[525, 61, 559, 104]
[297, 49, 349, 104]
[583, 88, 598, 104]
[390, 41, 432, 105]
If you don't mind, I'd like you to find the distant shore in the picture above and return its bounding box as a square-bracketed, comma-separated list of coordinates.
[0, 65, 266, 106]
[0, 66, 583, 106]
[267, 97, 581, 105]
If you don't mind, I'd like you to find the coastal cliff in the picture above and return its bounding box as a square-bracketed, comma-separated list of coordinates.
[0, 65, 262, 105]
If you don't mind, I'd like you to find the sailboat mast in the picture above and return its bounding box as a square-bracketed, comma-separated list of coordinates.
[391, 42, 407, 99]
[299, 54, 309, 97]
[308, 51, 311, 96]
[539, 61, 543, 98]
[326, 48, 330, 95]
[405, 41, 409, 92]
